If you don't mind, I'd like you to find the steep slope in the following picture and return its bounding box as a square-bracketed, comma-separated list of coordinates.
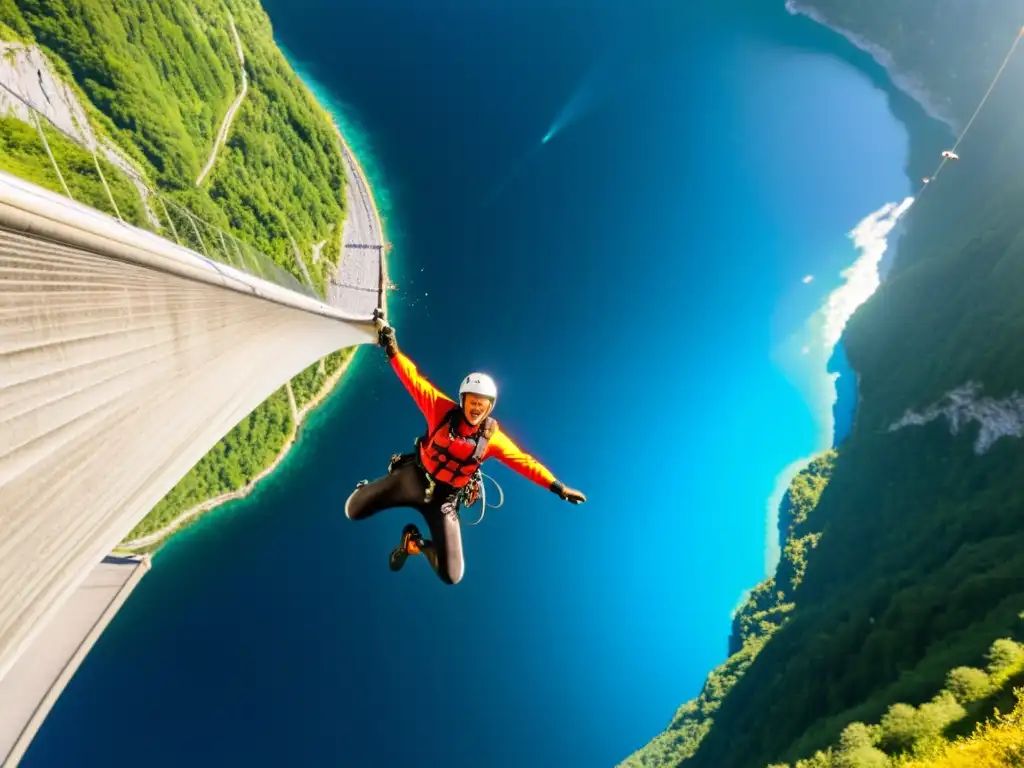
[767, 634, 1024, 767]
[622, 3, 1024, 766]
[785, 0, 1024, 132]
[619, 453, 837, 767]
[0, 0, 361, 544]
[2, 0, 347, 290]
[899, 689, 1024, 768]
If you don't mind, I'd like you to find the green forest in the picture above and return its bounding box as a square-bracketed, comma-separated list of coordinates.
[0, 114, 149, 225]
[768, 635, 1024, 767]
[2, 0, 348, 293]
[123, 348, 355, 544]
[618, 452, 838, 768]
[621, 2, 1024, 766]
[0, 0, 363, 545]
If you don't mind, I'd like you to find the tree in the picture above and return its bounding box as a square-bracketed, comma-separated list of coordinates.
[795, 754, 836, 768]
[879, 703, 921, 754]
[945, 667, 993, 705]
[834, 724, 890, 768]
[985, 639, 1024, 677]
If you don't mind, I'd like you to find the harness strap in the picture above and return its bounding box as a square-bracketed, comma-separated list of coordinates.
[471, 416, 497, 462]
[421, 406, 497, 462]
[415, 405, 497, 501]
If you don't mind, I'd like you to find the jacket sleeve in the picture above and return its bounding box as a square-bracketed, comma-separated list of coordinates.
[487, 429, 560, 492]
[390, 352, 455, 429]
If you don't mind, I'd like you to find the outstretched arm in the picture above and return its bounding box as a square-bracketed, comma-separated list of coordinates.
[488, 430, 586, 503]
[390, 351, 455, 427]
[377, 316, 455, 427]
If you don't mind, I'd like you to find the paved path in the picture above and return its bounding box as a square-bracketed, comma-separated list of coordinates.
[119, 101, 388, 552]
[196, 13, 247, 186]
[328, 132, 385, 318]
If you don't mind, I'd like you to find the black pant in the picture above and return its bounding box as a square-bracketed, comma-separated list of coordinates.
[344, 462, 465, 585]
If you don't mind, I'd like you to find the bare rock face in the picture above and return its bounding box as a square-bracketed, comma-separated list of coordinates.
[0, 43, 91, 140]
[0, 42, 158, 227]
[888, 381, 1024, 454]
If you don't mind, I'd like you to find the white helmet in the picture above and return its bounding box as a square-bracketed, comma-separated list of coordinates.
[459, 372, 498, 404]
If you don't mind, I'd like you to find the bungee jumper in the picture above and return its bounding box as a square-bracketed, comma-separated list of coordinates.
[343, 313, 587, 585]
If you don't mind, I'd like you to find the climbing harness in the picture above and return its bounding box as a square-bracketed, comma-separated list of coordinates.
[417, 406, 497, 489]
[382, 439, 506, 526]
[456, 470, 505, 526]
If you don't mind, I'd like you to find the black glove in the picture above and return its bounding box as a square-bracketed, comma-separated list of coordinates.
[378, 323, 396, 350]
[374, 311, 397, 357]
[551, 481, 587, 505]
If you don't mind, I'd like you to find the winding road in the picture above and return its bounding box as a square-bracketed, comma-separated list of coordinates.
[119, 117, 387, 551]
[196, 13, 247, 187]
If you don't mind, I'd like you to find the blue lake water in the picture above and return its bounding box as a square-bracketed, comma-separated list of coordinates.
[25, 2, 927, 766]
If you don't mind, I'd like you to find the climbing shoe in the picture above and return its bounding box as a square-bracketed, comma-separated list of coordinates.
[389, 523, 424, 572]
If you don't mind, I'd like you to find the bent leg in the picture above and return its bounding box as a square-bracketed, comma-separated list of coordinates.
[344, 463, 427, 521]
[418, 496, 465, 585]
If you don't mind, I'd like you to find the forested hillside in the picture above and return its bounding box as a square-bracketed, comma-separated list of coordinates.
[618, 453, 838, 768]
[2, 0, 347, 292]
[0, 0, 359, 543]
[621, 2, 1024, 766]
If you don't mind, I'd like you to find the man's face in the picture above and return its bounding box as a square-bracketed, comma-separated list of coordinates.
[462, 394, 493, 426]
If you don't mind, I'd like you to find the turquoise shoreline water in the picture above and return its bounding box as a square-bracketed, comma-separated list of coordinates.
[150, 45, 398, 560]
[24, 3, 942, 767]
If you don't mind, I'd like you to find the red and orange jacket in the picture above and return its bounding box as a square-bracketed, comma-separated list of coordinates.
[390, 351, 560, 492]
